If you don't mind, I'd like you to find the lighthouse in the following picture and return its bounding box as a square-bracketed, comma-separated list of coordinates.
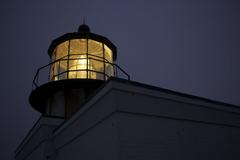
[29, 24, 126, 118]
[15, 24, 240, 160]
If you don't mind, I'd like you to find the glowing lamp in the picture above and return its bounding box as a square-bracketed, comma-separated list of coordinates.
[49, 25, 116, 81]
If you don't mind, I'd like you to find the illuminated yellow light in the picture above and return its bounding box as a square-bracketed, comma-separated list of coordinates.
[76, 58, 87, 70]
[50, 39, 114, 81]
[69, 55, 96, 79]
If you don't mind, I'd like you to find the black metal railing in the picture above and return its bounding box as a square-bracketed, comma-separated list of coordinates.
[32, 54, 130, 90]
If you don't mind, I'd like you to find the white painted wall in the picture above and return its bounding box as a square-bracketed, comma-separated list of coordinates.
[15, 79, 240, 160]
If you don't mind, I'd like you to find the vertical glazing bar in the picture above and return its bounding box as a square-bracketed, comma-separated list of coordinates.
[51, 61, 54, 81]
[67, 40, 70, 79]
[103, 43, 106, 80]
[52, 63, 54, 80]
[75, 68, 77, 78]
[58, 61, 60, 80]
[86, 39, 89, 78]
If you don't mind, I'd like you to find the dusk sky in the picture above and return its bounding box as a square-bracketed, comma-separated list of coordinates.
[1, 0, 240, 159]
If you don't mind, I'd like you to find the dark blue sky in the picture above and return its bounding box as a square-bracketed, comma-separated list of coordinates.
[1, 0, 240, 159]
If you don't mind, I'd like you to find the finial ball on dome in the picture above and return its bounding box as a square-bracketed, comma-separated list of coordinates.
[78, 24, 90, 33]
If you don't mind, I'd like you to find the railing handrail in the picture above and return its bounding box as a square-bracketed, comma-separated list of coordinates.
[32, 54, 130, 90]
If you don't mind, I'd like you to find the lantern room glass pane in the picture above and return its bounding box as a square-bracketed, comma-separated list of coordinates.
[88, 55, 104, 70]
[105, 62, 114, 78]
[88, 40, 103, 59]
[50, 61, 58, 80]
[104, 44, 113, 63]
[104, 44, 114, 78]
[58, 60, 67, 80]
[69, 39, 87, 55]
[55, 41, 69, 60]
[69, 71, 87, 79]
[68, 54, 88, 79]
[52, 50, 56, 62]
[88, 57, 104, 80]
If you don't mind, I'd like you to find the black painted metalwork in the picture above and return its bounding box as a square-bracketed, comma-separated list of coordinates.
[32, 53, 130, 89]
[29, 24, 130, 116]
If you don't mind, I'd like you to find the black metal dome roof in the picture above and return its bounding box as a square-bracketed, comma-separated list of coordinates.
[48, 24, 117, 60]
